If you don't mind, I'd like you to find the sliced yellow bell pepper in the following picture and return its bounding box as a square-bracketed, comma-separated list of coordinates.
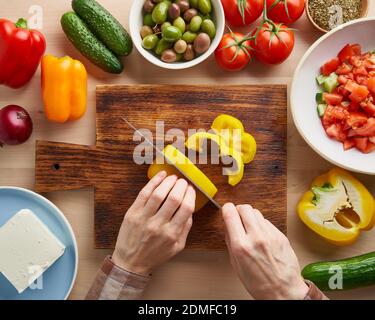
[147, 145, 218, 212]
[211, 114, 257, 164]
[41, 55, 87, 123]
[298, 168, 375, 246]
[185, 132, 244, 186]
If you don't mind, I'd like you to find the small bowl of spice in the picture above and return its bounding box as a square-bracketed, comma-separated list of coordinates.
[306, 0, 369, 33]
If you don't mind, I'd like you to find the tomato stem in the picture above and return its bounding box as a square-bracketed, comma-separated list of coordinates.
[15, 18, 28, 29]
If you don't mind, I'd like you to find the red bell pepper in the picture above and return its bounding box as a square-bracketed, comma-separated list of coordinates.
[0, 18, 46, 89]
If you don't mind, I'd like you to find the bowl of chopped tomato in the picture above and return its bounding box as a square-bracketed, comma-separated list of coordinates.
[291, 18, 375, 175]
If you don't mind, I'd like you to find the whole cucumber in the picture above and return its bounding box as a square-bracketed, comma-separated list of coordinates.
[61, 12, 123, 73]
[72, 0, 132, 56]
[302, 252, 375, 291]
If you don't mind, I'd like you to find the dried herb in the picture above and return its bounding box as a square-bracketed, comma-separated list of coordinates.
[308, 0, 362, 31]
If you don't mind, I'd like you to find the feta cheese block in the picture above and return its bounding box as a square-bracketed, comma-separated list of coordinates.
[0, 209, 66, 294]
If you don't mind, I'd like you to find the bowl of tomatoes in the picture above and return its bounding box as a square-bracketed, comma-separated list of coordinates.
[291, 17, 375, 175]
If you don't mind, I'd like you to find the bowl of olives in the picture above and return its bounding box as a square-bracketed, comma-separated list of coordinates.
[129, 0, 225, 69]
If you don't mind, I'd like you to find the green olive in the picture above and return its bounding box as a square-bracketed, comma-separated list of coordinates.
[201, 19, 216, 38]
[190, 0, 199, 9]
[142, 34, 159, 50]
[143, 13, 155, 27]
[182, 31, 197, 43]
[189, 15, 202, 33]
[173, 17, 186, 33]
[198, 0, 212, 15]
[154, 38, 173, 55]
[162, 25, 182, 42]
[161, 21, 172, 32]
[152, 2, 169, 24]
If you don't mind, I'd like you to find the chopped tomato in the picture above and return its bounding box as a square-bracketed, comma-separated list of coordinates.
[346, 112, 368, 128]
[349, 85, 369, 103]
[361, 101, 375, 117]
[336, 63, 352, 75]
[323, 93, 343, 105]
[317, 44, 375, 153]
[326, 123, 346, 142]
[321, 58, 340, 76]
[343, 139, 355, 150]
[338, 44, 361, 62]
[354, 137, 368, 153]
[354, 118, 375, 136]
[368, 78, 375, 94]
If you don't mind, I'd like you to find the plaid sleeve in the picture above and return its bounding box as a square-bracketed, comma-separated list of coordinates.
[303, 280, 329, 300]
[85, 256, 151, 300]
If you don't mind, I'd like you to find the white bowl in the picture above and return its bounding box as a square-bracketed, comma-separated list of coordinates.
[291, 17, 375, 175]
[129, 0, 225, 70]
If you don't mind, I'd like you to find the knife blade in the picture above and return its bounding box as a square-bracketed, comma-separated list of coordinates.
[122, 117, 222, 210]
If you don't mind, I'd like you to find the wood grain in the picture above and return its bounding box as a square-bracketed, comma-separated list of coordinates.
[35, 85, 287, 249]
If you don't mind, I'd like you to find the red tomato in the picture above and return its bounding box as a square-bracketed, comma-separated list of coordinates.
[343, 139, 355, 150]
[353, 66, 368, 76]
[354, 137, 369, 153]
[361, 101, 375, 117]
[323, 93, 343, 105]
[266, 0, 305, 25]
[252, 23, 295, 64]
[221, 0, 264, 27]
[338, 44, 362, 62]
[336, 63, 352, 75]
[368, 78, 375, 94]
[321, 58, 340, 76]
[346, 112, 368, 128]
[354, 118, 375, 136]
[349, 85, 369, 103]
[325, 123, 346, 142]
[215, 32, 253, 71]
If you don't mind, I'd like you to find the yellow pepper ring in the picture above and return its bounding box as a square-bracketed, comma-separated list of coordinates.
[147, 145, 218, 212]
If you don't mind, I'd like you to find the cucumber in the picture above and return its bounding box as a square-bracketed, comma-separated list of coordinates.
[316, 74, 327, 85]
[72, 0, 132, 56]
[316, 92, 325, 104]
[61, 12, 123, 74]
[317, 104, 327, 117]
[302, 252, 375, 291]
[322, 73, 339, 93]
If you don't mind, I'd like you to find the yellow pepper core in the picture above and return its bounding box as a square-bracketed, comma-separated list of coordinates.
[148, 145, 218, 212]
[42, 55, 87, 123]
[298, 168, 375, 246]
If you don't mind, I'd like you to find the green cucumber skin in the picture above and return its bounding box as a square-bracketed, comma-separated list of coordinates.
[72, 0, 132, 56]
[61, 12, 123, 74]
[302, 252, 375, 291]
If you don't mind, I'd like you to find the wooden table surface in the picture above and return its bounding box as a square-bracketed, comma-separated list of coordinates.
[1, 0, 374, 300]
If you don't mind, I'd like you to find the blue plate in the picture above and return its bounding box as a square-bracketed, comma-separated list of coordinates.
[0, 187, 78, 300]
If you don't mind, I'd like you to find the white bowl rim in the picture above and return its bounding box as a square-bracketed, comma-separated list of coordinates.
[129, 0, 225, 70]
[0, 186, 79, 300]
[291, 16, 375, 175]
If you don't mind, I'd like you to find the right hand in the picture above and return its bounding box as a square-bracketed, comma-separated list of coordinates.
[112, 171, 196, 276]
[222, 203, 309, 300]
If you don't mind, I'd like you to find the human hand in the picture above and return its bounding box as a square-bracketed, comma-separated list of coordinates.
[112, 171, 196, 275]
[222, 203, 309, 300]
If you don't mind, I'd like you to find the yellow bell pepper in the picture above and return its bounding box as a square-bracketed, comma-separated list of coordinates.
[211, 114, 257, 164]
[298, 168, 375, 246]
[148, 145, 218, 212]
[185, 132, 244, 186]
[41, 55, 87, 123]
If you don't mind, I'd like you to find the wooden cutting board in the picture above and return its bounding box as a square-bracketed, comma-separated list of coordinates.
[35, 85, 287, 249]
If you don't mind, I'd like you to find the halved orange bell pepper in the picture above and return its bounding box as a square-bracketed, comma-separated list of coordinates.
[298, 168, 375, 246]
[148, 145, 218, 212]
[41, 55, 87, 123]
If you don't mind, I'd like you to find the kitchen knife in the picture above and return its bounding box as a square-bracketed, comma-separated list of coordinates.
[122, 117, 222, 210]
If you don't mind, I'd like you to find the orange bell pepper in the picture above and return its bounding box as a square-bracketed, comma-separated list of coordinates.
[41, 55, 87, 123]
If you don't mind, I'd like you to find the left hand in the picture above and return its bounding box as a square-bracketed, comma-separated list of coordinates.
[112, 171, 196, 275]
